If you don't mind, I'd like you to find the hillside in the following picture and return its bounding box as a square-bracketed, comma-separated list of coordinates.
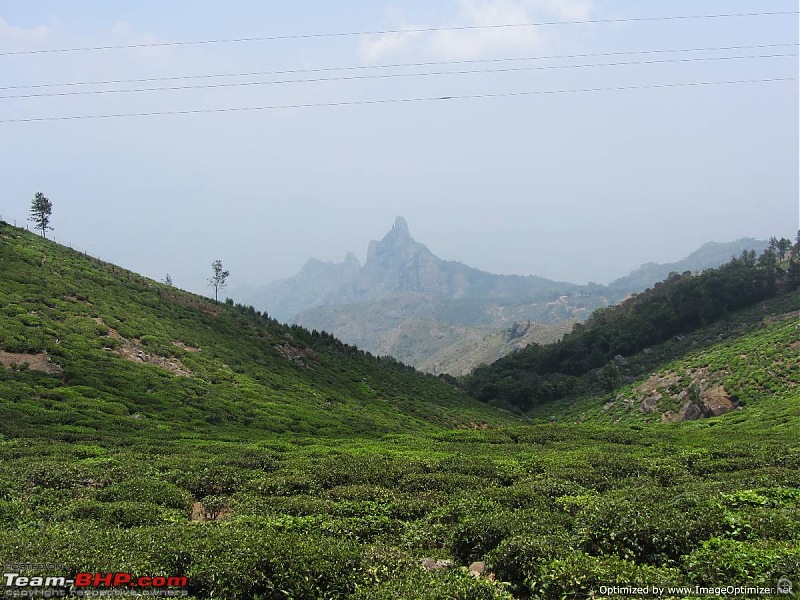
[1, 222, 798, 599]
[421, 319, 576, 376]
[465, 244, 799, 416]
[0, 220, 511, 439]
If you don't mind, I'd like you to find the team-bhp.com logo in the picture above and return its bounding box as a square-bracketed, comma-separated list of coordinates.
[4, 571, 188, 597]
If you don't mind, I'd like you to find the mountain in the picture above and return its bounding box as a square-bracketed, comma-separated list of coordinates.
[238, 217, 607, 369]
[608, 237, 770, 296]
[238, 252, 361, 323]
[328, 216, 574, 303]
[239, 219, 770, 374]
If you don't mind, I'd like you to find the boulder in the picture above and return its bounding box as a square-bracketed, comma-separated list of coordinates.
[677, 401, 703, 421]
[700, 385, 736, 416]
[639, 393, 662, 413]
[469, 561, 486, 578]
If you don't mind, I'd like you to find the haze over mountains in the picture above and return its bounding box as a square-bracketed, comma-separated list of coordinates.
[237, 218, 769, 372]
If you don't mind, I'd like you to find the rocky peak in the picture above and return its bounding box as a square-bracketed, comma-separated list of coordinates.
[380, 216, 414, 247]
[392, 215, 410, 237]
[366, 216, 430, 266]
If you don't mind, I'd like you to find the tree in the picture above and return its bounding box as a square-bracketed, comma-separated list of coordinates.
[770, 236, 792, 262]
[29, 192, 53, 238]
[208, 259, 229, 302]
[788, 258, 800, 289]
[599, 362, 620, 395]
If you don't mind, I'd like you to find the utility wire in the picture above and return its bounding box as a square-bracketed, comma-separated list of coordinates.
[0, 11, 796, 57]
[1, 77, 794, 124]
[1, 52, 794, 101]
[3, 43, 796, 91]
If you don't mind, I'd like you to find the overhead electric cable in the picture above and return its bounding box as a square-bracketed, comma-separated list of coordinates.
[1, 52, 793, 101]
[0, 11, 796, 57]
[1, 76, 794, 124]
[2, 43, 796, 92]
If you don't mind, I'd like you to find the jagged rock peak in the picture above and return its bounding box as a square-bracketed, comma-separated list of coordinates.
[379, 216, 414, 246]
[365, 216, 432, 265]
[392, 216, 410, 237]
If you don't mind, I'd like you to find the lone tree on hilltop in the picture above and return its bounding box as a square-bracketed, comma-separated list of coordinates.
[29, 192, 53, 238]
[208, 259, 229, 302]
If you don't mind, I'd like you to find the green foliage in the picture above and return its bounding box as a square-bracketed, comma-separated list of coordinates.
[599, 361, 620, 394]
[683, 538, 800, 584]
[29, 191, 53, 238]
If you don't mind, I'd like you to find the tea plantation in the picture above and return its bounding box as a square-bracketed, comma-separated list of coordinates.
[0, 222, 797, 599]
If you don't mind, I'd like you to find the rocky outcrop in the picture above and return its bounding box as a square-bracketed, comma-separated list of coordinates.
[701, 385, 737, 416]
[94, 318, 193, 377]
[0, 349, 62, 375]
[633, 369, 737, 422]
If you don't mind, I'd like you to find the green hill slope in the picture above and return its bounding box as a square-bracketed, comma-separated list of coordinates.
[465, 245, 799, 415]
[519, 293, 799, 426]
[0, 221, 512, 440]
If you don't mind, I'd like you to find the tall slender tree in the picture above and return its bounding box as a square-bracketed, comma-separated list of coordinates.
[29, 192, 53, 238]
[208, 259, 230, 302]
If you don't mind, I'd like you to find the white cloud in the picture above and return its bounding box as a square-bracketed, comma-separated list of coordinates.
[359, 29, 425, 63]
[0, 16, 50, 42]
[358, 0, 593, 62]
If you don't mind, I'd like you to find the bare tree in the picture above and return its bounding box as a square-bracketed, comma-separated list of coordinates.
[208, 259, 230, 302]
[29, 192, 53, 238]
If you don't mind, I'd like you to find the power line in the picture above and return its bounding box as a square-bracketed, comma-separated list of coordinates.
[1, 11, 796, 57]
[1, 52, 794, 101]
[1, 77, 794, 124]
[3, 43, 796, 91]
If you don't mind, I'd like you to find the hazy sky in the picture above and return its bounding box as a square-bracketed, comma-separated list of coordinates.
[1, 1, 797, 295]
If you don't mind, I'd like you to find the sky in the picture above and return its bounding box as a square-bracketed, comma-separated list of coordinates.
[1, 0, 798, 295]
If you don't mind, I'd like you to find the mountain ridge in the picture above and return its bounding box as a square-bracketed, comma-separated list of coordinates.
[236, 219, 769, 372]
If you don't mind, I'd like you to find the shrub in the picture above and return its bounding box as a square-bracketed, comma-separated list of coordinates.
[486, 535, 570, 594]
[683, 538, 800, 584]
[64, 500, 167, 527]
[96, 477, 192, 512]
[575, 489, 726, 564]
[534, 551, 681, 599]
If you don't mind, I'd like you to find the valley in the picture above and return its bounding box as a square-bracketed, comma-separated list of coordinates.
[1, 221, 797, 598]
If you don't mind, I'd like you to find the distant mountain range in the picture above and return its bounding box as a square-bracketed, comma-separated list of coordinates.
[608, 237, 770, 295]
[236, 218, 768, 374]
